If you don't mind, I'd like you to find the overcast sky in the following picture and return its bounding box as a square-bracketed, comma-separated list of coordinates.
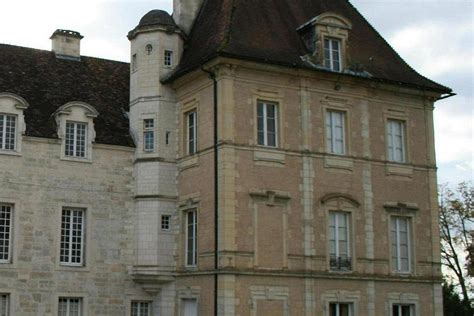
[0, 0, 472, 185]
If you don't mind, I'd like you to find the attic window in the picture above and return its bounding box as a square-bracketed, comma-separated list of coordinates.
[324, 38, 342, 71]
[297, 12, 352, 73]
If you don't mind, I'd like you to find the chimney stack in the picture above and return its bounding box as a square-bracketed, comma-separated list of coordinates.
[173, 0, 204, 34]
[50, 29, 83, 60]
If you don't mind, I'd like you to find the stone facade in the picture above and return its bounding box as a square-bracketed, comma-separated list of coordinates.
[0, 1, 448, 315]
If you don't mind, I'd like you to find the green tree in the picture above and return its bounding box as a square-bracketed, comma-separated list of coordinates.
[443, 280, 473, 315]
[439, 182, 473, 307]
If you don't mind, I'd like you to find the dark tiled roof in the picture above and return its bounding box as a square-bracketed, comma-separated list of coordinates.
[128, 10, 179, 39]
[167, 0, 451, 93]
[0, 44, 134, 147]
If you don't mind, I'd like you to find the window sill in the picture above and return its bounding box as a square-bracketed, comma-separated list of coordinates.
[254, 148, 285, 166]
[57, 264, 90, 272]
[324, 155, 353, 171]
[0, 150, 21, 157]
[385, 163, 413, 178]
[60, 156, 92, 164]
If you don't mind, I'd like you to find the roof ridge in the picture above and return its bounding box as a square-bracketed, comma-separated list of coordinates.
[217, 0, 237, 52]
[0, 43, 129, 65]
[345, 0, 451, 92]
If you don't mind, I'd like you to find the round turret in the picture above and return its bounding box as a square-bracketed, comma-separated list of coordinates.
[128, 10, 179, 40]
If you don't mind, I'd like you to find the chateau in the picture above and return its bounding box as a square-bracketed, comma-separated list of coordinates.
[0, 0, 452, 315]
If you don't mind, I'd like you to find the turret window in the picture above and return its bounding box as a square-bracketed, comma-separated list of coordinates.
[186, 110, 197, 155]
[164, 50, 173, 67]
[0, 114, 16, 151]
[324, 38, 342, 72]
[143, 119, 155, 152]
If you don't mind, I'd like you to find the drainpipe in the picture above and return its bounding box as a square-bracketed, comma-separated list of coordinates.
[201, 66, 219, 316]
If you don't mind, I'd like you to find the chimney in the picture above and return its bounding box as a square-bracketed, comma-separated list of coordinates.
[173, 0, 204, 34]
[50, 29, 83, 60]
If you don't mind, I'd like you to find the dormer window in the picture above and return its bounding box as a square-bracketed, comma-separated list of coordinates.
[54, 101, 98, 162]
[297, 13, 352, 73]
[65, 121, 87, 158]
[0, 93, 29, 155]
[0, 114, 16, 151]
[324, 38, 342, 72]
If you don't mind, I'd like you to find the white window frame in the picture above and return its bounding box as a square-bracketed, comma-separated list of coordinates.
[329, 302, 354, 316]
[391, 216, 411, 273]
[186, 110, 197, 155]
[58, 297, 82, 316]
[392, 303, 415, 316]
[387, 119, 406, 163]
[324, 38, 342, 72]
[161, 215, 171, 231]
[185, 210, 197, 267]
[257, 101, 278, 147]
[326, 110, 346, 155]
[60, 208, 85, 267]
[0, 114, 17, 151]
[65, 121, 88, 158]
[164, 50, 173, 67]
[0, 293, 9, 316]
[329, 211, 351, 271]
[131, 300, 151, 316]
[143, 119, 155, 152]
[0, 204, 13, 264]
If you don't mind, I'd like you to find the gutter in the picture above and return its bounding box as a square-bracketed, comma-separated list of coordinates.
[436, 92, 456, 101]
[201, 65, 219, 316]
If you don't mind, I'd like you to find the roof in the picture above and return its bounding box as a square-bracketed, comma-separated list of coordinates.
[167, 0, 451, 93]
[128, 10, 179, 39]
[0, 44, 133, 147]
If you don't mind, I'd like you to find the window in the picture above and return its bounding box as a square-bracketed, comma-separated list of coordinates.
[65, 122, 87, 158]
[131, 301, 151, 316]
[387, 119, 406, 163]
[164, 50, 173, 67]
[0, 294, 9, 316]
[329, 302, 353, 316]
[132, 54, 137, 72]
[60, 208, 85, 266]
[161, 215, 171, 231]
[185, 210, 197, 267]
[58, 297, 82, 316]
[257, 101, 278, 147]
[324, 38, 342, 71]
[186, 110, 197, 155]
[326, 110, 346, 155]
[0, 204, 12, 263]
[391, 217, 411, 273]
[0, 114, 16, 151]
[329, 212, 351, 270]
[143, 119, 155, 152]
[392, 304, 414, 316]
[182, 298, 198, 316]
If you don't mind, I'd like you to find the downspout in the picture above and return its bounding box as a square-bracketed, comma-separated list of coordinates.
[201, 66, 219, 316]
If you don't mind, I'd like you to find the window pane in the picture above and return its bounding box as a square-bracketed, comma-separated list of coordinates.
[187, 211, 197, 266]
[4, 116, 16, 150]
[0, 205, 12, 262]
[329, 303, 337, 316]
[60, 209, 84, 265]
[0, 294, 8, 316]
[187, 112, 197, 154]
[339, 303, 350, 316]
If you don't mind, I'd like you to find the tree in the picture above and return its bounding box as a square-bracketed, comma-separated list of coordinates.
[439, 182, 474, 307]
[443, 280, 473, 315]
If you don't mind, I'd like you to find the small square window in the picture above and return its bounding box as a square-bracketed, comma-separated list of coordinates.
[164, 50, 173, 67]
[131, 301, 151, 316]
[161, 215, 171, 231]
[0, 293, 9, 316]
[58, 297, 82, 316]
[324, 38, 342, 72]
